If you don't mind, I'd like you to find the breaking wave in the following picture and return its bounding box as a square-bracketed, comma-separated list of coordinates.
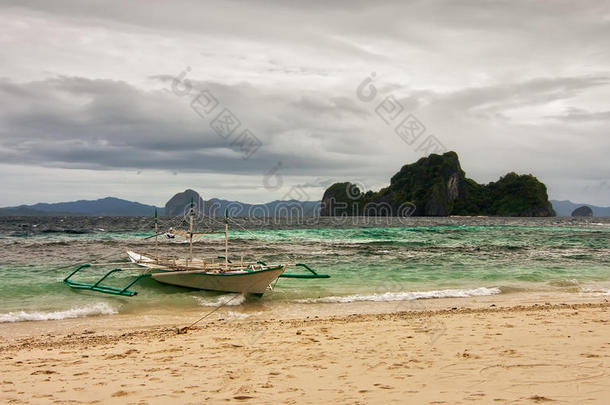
[579, 287, 610, 296]
[0, 302, 117, 323]
[295, 287, 502, 304]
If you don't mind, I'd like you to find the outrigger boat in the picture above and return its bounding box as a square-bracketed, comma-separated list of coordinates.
[63, 204, 329, 297]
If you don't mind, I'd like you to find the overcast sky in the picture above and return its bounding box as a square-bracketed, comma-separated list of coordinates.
[1, 0, 609, 206]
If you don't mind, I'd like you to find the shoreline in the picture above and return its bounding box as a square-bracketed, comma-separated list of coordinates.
[1, 289, 608, 339]
[2, 299, 610, 351]
[1, 294, 609, 404]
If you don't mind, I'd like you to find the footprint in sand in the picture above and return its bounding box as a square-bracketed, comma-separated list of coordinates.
[529, 395, 554, 403]
[30, 370, 57, 375]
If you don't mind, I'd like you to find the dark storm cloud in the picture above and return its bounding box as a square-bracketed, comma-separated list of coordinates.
[0, 0, 609, 205]
[0, 76, 375, 174]
[3, 72, 606, 175]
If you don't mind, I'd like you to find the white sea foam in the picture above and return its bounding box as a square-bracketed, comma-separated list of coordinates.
[195, 293, 247, 307]
[0, 302, 117, 323]
[295, 287, 502, 304]
[579, 287, 610, 296]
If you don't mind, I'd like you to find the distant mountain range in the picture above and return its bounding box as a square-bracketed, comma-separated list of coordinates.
[1, 194, 608, 217]
[0, 197, 162, 217]
[549, 200, 610, 217]
[0, 193, 321, 217]
[163, 189, 320, 217]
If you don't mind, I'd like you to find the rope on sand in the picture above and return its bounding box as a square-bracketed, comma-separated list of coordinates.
[177, 293, 243, 334]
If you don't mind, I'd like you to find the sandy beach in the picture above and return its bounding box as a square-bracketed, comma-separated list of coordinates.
[2, 0, 610, 403]
[1, 295, 609, 404]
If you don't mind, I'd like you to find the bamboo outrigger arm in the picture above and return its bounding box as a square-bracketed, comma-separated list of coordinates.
[63, 264, 151, 297]
[280, 263, 331, 279]
[254, 261, 331, 279]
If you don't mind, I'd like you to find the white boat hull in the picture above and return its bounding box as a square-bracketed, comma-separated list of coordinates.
[151, 266, 286, 295]
[126, 251, 286, 295]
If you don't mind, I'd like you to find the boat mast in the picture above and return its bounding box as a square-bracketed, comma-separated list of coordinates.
[224, 208, 229, 269]
[154, 208, 158, 262]
[189, 198, 194, 264]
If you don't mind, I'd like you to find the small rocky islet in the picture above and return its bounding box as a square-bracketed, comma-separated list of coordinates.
[320, 151, 555, 217]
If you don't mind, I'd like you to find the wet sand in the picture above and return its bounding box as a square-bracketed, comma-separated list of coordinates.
[1, 296, 609, 404]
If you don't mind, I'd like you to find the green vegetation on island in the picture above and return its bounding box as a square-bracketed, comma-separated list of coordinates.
[320, 151, 556, 217]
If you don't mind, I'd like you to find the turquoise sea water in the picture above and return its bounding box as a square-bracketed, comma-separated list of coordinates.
[1, 217, 609, 322]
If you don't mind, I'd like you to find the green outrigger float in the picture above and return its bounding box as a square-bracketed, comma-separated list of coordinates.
[64, 206, 329, 297]
[64, 264, 152, 297]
